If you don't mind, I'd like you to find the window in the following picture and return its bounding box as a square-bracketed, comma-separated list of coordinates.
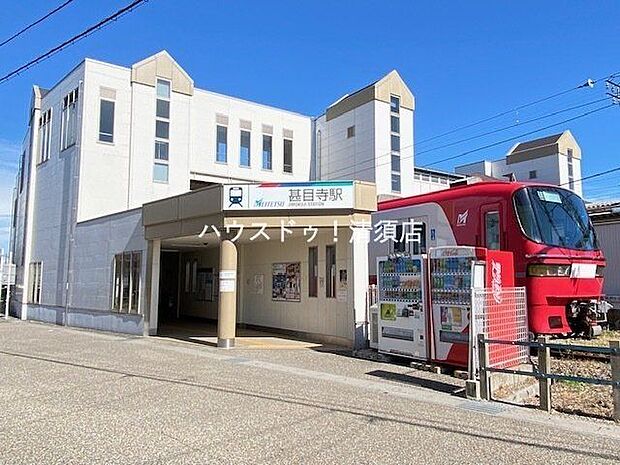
[326, 245, 336, 298]
[391, 154, 400, 172]
[156, 99, 170, 119]
[112, 251, 142, 314]
[155, 120, 169, 139]
[391, 134, 400, 152]
[38, 108, 52, 163]
[153, 163, 169, 182]
[529, 170, 537, 179]
[390, 95, 400, 114]
[347, 126, 355, 138]
[485, 212, 501, 250]
[61, 88, 79, 150]
[390, 115, 400, 133]
[28, 262, 42, 304]
[240, 130, 251, 167]
[216, 125, 227, 163]
[154, 79, 170, 183]
[308, 246, 318, 297]
[157, 79, 170, 99]
[98, 100, 115, 143]
[391, 173, 401, 193]
[18, 151, 25, 193]
[392, 222, 427, 255]
[262, 134, 272, 170]
[155, 141, 169, 161]
[283, 138, 293, 173]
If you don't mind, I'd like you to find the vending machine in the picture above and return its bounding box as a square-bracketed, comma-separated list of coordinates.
[428, 246, 514, 368]
[376, 255, 428, 360]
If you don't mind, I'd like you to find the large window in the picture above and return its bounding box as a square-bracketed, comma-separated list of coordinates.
[98, 99, 115, 143]
[514, 187, 597, 251]
[28, 262, 42, 304]
[112, 251, 142, 314]
[61, 88, 79, 150]
[308, 246, 318, 298]
[154, 79, 170, 183]
[216, 125, 228, 163]
[262, 134, 272, 170]
[38, 108, 52, 164]
[240, 130, 251, 167]
[326, 245, 336, 298]
[283, 138, 293, 173]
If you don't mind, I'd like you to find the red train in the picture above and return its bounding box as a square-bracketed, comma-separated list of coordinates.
[371, 181, 608, 337]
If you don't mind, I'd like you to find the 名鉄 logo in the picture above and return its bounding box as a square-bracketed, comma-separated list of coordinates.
[456, 210, 469, 226]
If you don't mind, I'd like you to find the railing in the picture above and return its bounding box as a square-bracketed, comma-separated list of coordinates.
[477, 334, 620, 421]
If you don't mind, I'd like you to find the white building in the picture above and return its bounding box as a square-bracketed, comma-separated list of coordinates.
[455, 131, 583, 196]
[9, 51, 416, 345]
[314, 70, 416, 200]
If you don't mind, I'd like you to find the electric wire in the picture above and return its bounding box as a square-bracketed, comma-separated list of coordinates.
[0, 0, 149, 85]
[0, 0, 77, 49]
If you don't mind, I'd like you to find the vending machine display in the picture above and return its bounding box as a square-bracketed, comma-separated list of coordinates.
[377, 256, 428, 360]
[429, 246, 514, 368]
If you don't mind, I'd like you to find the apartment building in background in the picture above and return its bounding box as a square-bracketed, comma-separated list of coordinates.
[454, 131, 583, 196]
[7, 51, 415, 337]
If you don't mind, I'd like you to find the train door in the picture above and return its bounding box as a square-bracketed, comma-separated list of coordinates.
[480, 204, 502, 250]
[393, 216, 428, 255]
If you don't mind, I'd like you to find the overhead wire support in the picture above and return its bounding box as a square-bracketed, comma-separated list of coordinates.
[0, 0, 77, 49]
[0, 0, 150, 85]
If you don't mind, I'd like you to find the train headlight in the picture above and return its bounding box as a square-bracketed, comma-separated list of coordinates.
[527, 264, 571, 277]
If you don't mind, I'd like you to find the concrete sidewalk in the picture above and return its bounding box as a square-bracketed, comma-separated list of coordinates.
[1, 318, 618, 465]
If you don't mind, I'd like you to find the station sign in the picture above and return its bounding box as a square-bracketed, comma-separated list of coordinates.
[222, 181, 355, 211]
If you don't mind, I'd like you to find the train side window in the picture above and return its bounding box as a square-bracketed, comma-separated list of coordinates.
[485, 212, 500, 250]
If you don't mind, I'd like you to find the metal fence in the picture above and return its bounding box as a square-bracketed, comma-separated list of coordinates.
[0, 254, 15, 286]
[471, 287, 529, 375]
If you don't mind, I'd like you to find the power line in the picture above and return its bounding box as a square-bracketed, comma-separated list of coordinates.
[0, 0, 149, 85]
[322, 103, 614, 180]
[423, 103, 614, 168]
[561, 165, 620, 187]
[415, 85, 586, 146]
[416, 97, 609, 158]
[416, 71, 620, 148]
[0, 0, 77, 49]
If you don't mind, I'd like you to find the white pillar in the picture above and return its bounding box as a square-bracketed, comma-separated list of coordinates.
[144, 239, 161, 336]
[217, 239, 238, 348]
[350, 226, 370, 349]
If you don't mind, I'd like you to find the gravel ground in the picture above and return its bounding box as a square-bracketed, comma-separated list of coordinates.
[550, 358, 613, 419]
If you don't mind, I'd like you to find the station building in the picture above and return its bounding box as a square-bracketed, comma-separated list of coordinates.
[7, 51, 408, 346]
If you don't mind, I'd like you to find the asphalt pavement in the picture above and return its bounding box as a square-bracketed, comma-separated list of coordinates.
[1, 318, 619, 464]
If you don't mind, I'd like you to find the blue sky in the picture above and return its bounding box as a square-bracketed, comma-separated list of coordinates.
[0, 1, 619, 249]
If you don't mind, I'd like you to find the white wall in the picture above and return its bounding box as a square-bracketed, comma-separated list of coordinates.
[239, 230, 352, 343]
[191, 90, 312, 184]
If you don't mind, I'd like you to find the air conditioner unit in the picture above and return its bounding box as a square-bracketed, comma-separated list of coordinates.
[369, 304, 379, 349]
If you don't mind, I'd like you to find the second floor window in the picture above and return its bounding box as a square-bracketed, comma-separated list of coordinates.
[262, 134, 272, 170]
[216, 125, 227, 163]
[61, 88, 79, 150]
[98, 100, 115, 143]
[240, 130, 251, 167]
[38, 108, 52, 164]
[283, 138, 293, 173]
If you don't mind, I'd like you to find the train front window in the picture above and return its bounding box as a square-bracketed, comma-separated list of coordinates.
[513, 187, 597, 250]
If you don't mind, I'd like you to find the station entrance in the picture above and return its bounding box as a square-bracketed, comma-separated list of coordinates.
[142, 181, 377, 349]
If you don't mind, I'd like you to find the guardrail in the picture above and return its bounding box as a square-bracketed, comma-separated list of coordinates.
[477, 334, 620, 421]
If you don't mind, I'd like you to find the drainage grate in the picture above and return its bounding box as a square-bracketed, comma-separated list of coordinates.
[457, 400, 507, 415]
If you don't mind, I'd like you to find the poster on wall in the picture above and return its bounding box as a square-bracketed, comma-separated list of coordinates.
[272, 262, 301, 302]
[337, 269, 348, 302]
[196, 268, 215, 301]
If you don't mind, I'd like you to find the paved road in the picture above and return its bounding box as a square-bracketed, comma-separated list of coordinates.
[1, 319, 619, 464]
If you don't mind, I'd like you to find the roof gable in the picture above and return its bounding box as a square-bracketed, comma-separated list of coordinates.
[131, 50, 194, 96]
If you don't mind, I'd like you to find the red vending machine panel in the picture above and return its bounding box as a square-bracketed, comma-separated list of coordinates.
[429, 246, 514, 368]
